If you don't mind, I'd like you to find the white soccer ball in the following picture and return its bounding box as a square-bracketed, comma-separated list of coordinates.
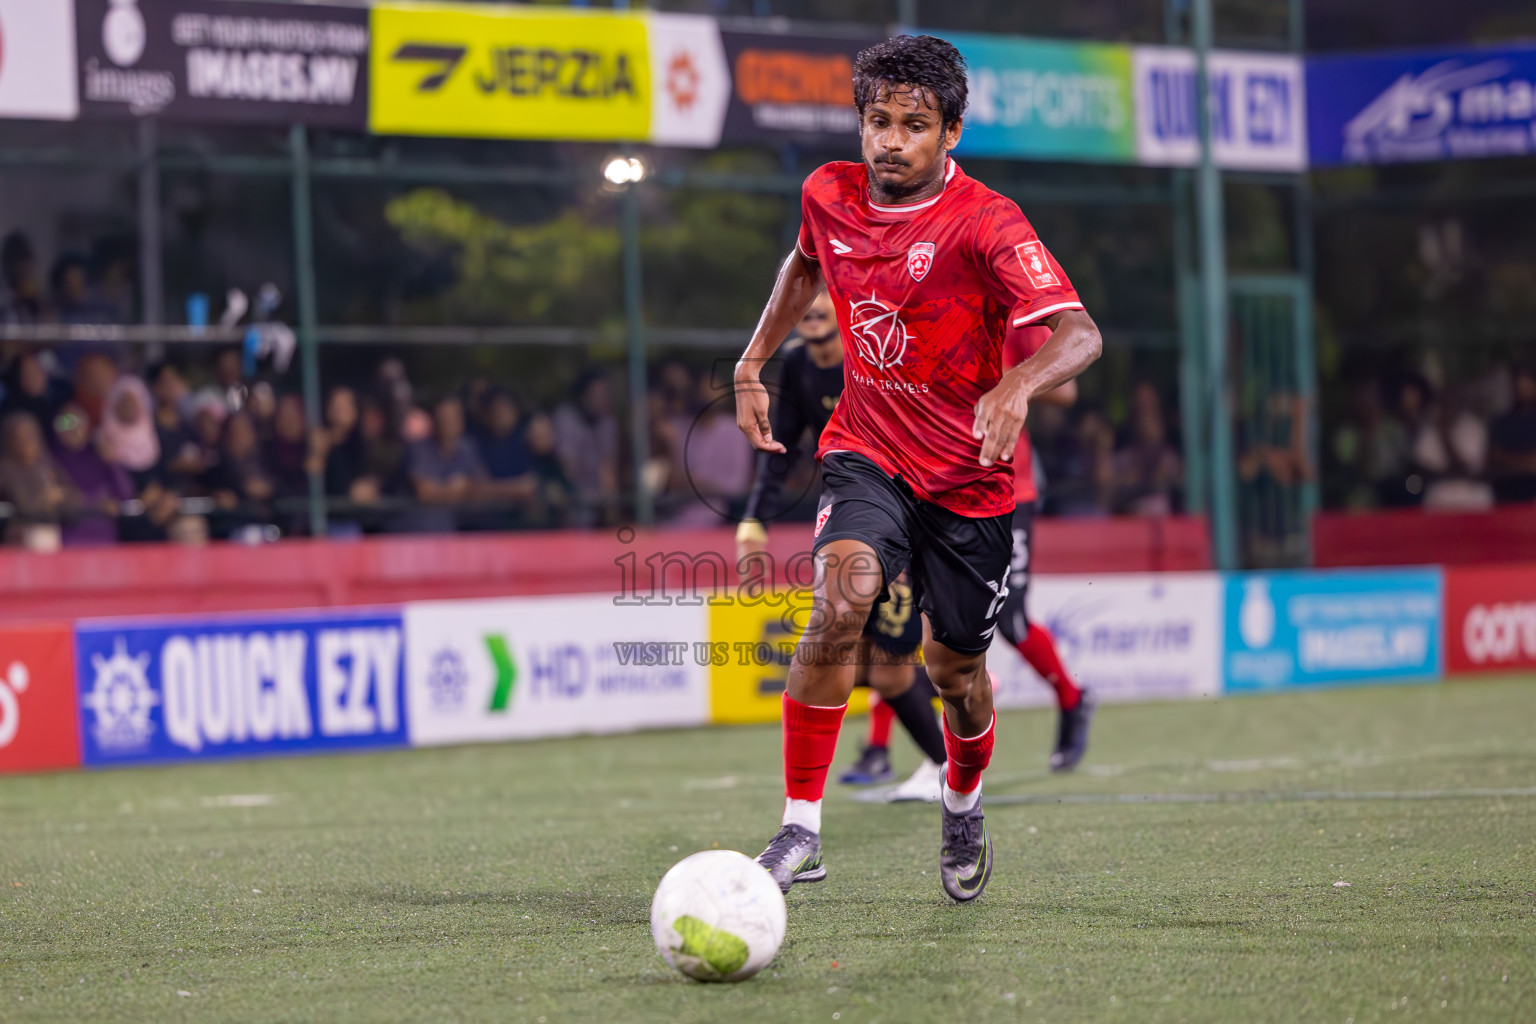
[650, 850, 787, 982]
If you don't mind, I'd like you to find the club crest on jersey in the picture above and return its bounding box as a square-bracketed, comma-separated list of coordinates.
[849, 296, 909, 370]
[815, 501, 835, 537]
[907, 241, 936, 282]
[1014, 242, 1059, 288]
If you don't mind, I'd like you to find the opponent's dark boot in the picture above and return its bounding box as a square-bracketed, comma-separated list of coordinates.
[838, 745, 893, 785]
[1050, 686, 1097, 773]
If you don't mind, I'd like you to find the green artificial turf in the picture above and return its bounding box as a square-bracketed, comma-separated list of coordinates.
[3, 680, 1535, 1023]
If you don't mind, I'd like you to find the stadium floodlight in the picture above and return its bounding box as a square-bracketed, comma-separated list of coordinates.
[603, 156, 646, 185]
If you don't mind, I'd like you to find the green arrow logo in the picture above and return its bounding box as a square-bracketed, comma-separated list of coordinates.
[485, 634, 516, 713]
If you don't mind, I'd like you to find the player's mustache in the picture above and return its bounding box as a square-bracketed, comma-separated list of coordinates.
[873, 155, 909, 167]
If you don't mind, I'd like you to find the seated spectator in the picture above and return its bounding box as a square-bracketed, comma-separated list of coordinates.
[1112, 383, 1183, 516]
[247, 380, 278, 439]
[51, 402, 133, 547]
[1489, 366, 1536, 504]
[404, 395, 486, 532]
[0, 351, 62, 426]
[359, 397, 408, 500]
[50, 253, 111, 325]
[1, 231, 43, 325]
[266, 393, 310, 498]
[98, 375, 161, 478]
[1415, 386, 1493, 510]
[149, 363, 202, 491]
[73, 351, 119, 428]
[0, 412, 74, 550]
[553, 370, 620, 526]
[523, 411, 572, 527]
[477, 390, 535, 487]
[205, 411, 275, 539]
[664, 388, 754, 528]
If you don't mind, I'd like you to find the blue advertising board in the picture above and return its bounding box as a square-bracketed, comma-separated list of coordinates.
[1224, 569, 1443, 693]
[76, 609, 406, 766]
[1309, 44, 1536, 166]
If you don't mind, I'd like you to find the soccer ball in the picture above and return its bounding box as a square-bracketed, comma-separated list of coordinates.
[650, 850, 787, 982]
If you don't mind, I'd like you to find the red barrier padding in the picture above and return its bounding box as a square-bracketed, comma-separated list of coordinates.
[1315, 507, 1536, 568]
[1444, 564, 1536, 675]
[0, 516, 1210, 623]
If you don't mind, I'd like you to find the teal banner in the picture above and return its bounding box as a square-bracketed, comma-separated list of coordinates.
[935, 32, 1137, 163]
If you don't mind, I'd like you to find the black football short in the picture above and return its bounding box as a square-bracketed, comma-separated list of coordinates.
[996, 500, 1036, 647]
[812, 452, 1012, 656]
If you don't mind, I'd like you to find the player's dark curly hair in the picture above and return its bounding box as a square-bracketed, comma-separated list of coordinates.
[852, 35, 968, 133]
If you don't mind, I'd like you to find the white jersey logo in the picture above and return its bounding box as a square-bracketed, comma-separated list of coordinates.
[849, 296, 909, 371]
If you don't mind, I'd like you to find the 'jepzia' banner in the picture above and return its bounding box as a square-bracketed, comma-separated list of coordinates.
[369, 1, 651, 141]
[1308, 42, 1536, 166]
[76, 0, 368, 127]
[76, 610, 406, 767]
[0, 624, 80, 774]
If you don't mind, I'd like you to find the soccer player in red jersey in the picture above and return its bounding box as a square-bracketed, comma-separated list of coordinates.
[733, 35, 1102, 901]
[1000, 325, 1096, 772]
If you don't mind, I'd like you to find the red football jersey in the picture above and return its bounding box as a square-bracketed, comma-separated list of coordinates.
[797, 158, 1083, 517]
[1002, 323, 1053, 504]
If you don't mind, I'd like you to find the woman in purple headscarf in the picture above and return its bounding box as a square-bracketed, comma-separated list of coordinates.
[50, 402, 134, 546]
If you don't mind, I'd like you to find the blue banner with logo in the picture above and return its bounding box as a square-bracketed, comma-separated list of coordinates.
[1224, 569, 1443, 693]
[76, 609, 406, 766]
[1308, 44, 1536, 166]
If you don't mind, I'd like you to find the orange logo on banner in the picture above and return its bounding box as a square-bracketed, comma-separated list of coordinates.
[734, 49, 853, 106]
[0, 623, 79, 773]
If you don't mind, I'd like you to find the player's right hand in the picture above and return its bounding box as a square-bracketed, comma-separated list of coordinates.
[734, 375, 785, 454]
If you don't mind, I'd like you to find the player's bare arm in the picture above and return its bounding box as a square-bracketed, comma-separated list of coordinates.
[973, 308, 1101, 467]
[734, 248, 824, 454]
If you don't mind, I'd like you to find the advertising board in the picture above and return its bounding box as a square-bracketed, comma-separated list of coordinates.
[370, 2, 649, 141]
[76, 0, 367, 127]
[404, 595, 710, 746]
[0, 1, 78, 121]
[0, 624, 80, 774]
[1308, 43, 1536, 166]
[989, 573, 1222, 708]
[1134, 47, 1307, 170]
[1444, 565, 1536, 674]
[1223, 569, 1442, 692]
[76, 609, 407, 766]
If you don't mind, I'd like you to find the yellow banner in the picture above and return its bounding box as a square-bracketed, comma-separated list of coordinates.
[709, 592, 872, 725]
[370, 2, 650, 140]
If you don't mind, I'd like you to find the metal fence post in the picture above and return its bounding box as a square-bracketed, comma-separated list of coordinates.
[288, 124, 326, 539]
[1193, 0, 1238, 570]
[622, 179, 653, 526]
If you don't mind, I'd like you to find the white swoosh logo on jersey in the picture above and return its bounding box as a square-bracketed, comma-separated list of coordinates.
[830, 239, 853, 255]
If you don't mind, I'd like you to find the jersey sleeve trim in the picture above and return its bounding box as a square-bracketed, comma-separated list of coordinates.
[796, 237, 819, 262]
[1011, 300, 1085, 327]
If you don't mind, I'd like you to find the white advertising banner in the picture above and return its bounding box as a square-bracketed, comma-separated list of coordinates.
[0, 1, 79, 121]
[990, 572, 1223, 708]
[646, 12, 730, 148]
[1134, 47, 1307, 171]
[404, 595, 709, 747]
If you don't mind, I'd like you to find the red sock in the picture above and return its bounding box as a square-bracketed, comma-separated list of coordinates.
[1017, 623, 1081, 711]
[866, 695, 895, 748]
[782, 694, 847, 801]
[942, 713, 995, 795]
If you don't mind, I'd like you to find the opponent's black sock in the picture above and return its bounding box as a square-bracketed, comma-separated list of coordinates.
[884, 666, 947, 765]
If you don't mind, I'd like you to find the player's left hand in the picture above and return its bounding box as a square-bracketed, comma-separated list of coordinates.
[972, 374, 1030, 468]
